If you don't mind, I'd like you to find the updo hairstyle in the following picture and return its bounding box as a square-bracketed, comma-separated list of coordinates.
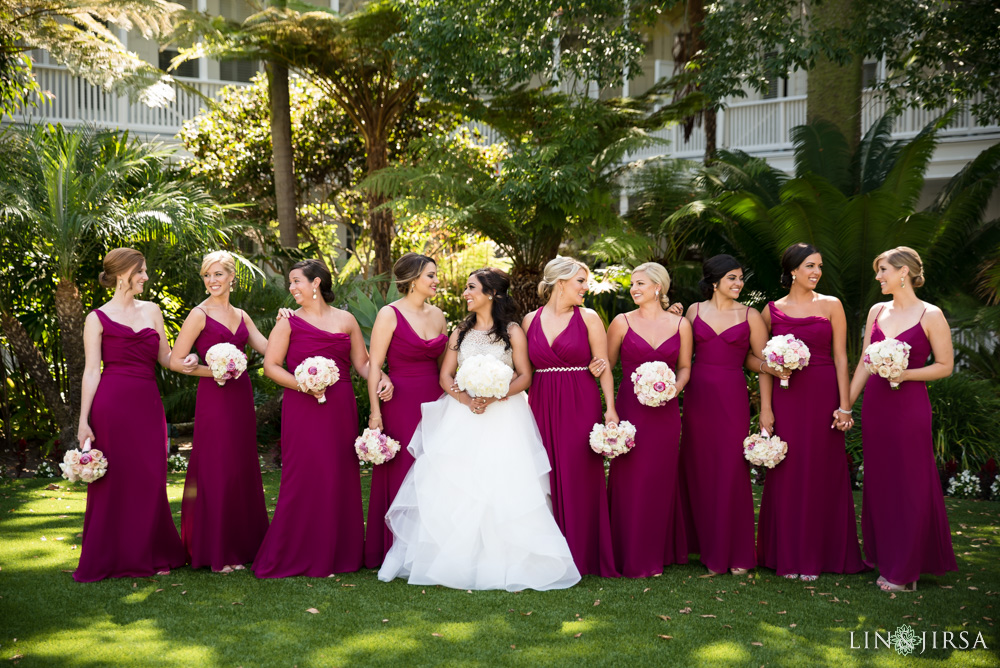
[98, 247, 145, 289]
[698, 254, 742, 299]
[393, 253, 436, 294]
[291, 259, 335, 303]
[537, 256, 589, 301]
[873, 246, 925, 288]
[200, 250, 237, 277]
[779, 243, 819, 289]
[632, 262, 672, 310]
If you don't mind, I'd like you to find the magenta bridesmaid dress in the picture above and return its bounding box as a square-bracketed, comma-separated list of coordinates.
[253, 316, 363, 577]
[527, 307, 618, 577]
[861, 307, 956, 584]
[756, 303, 866, 576]
[678, 305, 756, 573]
[73, 309, 186, 582]
[364, 305, 447, 568]
[608, 317, 687, 577]
[181, 309, 269, 570]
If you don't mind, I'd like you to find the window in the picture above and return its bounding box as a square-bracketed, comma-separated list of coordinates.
[159, 50, 198, 79]
[762, 51, 786, 99]
[219, 59, 259, 83]
[862, 61, 879, 89]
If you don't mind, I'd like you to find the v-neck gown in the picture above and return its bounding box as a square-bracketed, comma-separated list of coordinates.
[365, 306, 448, 568]
[73, 309, 186, 582]
[756, 304, 866, 576]
[253, 316, 363, 577]
[678, 308, 756, 573]
[608, 321, 687, 577]
[181, 311, 269, 570]
[860, 310, 957, 584]
[527, 307, 618, 577]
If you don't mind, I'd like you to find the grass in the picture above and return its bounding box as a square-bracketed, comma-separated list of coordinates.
[1, 471, 998, 667]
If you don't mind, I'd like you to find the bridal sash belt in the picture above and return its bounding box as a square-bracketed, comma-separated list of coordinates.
[534, 366, 588, 373]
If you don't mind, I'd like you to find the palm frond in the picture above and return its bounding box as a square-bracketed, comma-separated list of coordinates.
[791, 120, 852, 195]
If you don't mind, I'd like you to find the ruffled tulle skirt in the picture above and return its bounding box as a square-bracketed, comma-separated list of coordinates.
[378, 392, 581, 591]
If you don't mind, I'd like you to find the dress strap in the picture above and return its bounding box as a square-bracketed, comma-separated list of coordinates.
[623, 313, 631, 328]
[695, 302, 701, 317]
[195, 305, 208, 315]
[917, 306, 927, 322]
[744, 305, 751, 321]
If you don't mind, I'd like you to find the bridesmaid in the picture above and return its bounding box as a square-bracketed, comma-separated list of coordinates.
[756, 243, 866, 581]
[678, 254, 774, 576]
[168, 251, 270, 573]
[74, 248, 194, 581]
[605, 262, 692, 577]
[523, 256, 619, 577]
[847, 247, 956, 592]
[364, 253, 448, 568]
[253, 259, 392, 578]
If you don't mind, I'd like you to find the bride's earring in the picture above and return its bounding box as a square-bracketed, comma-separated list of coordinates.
[488, 296, 493, 301]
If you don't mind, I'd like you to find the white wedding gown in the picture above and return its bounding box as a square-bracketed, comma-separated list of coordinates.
[378, 328, 581, 591]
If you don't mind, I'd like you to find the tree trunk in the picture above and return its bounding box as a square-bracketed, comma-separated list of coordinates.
[366, 132, 394, 291]
[704, 107, 717, 162]
[0, 311, 73, 434]
[267, 61, 298, 251]
[54, 280, 84, 430]
[510, 264, 545, 320]
[807, 0, 863, 154]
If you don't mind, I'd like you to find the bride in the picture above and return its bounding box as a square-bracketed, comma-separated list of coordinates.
[378, 268, 581, 591]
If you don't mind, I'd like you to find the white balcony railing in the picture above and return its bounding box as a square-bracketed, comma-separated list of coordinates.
[10, 64, 247, 137]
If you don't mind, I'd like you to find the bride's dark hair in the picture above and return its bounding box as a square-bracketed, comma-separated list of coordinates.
[455, 268, 517, 351]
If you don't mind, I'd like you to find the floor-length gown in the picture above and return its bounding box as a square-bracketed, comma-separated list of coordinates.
[756, 304, 866, 576]
[253, 317, 363, 577]
[678, 305, 756, 573]
[527, 307, 618, 577]
[378, 328, 580, 591]
[181, 310, 269, 570]
[608, 318, 688, 577]
[364, 306, 447, 568]
[73, 309, 186, 582]
[861, 307, 957, 584]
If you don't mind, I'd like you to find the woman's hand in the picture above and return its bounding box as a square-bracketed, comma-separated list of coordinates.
[588, 357, 607, 378]
[368, 413, 383, 431]
[77, 422, 95, 448]
[468, 395, 502, 415]
[181, 353, 199, 374]
[376, 374, 393, 401]
[766, 364, 791, 383]
[276, 308, 295, 320]
[667, 302, 684, 316]
[604, 408, 619, 426]
[758, 408, 775, 436]
[831, 408, 854, 431]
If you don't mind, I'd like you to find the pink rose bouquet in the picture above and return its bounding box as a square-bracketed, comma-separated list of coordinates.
[631, 361, 677, 407]
[763, 334, 811, 388]
[354, 428, 401, 465]
[863, 338, 911, 389]
[293, 356, 340, 404]
[60, 438, 108, 484]
[589, 421, 637, 459]
[742, 430, 788, 469]
[205, 342, 247, 386]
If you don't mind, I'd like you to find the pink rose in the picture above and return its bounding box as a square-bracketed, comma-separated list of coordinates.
[653, 381, 666, 392]
[80, 453, 92, 465]
[308, 366, 318, 375]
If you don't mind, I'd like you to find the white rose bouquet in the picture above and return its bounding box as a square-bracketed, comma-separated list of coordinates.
[863, 338, 911, 389]
[631, 361, 677, 407]
[354, 428, 401, 465]
[763, 334, 811, 388]
[205, 342, 247, 386]
[60, 439, 108, 484]
[589, 421, 637, 459]
[454, 354, 513, 400]
[742, 430, 788, 469]
[294, 356, 340, 404]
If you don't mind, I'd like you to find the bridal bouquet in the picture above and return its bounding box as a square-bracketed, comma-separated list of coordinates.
[863, 338, 911, 389]
[294, 356, 340, 404]
[763, 334, 811, 388]
[589, 421, 637, 459]
[454, 354, 513, 399]
[60, 439, 108, 484]
[631, 361, 677, 407]
[742, 431, 788, 469]
[354, 428, 401, 465]
[205, 342, 247, 386]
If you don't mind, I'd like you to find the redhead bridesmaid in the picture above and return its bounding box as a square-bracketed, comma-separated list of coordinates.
[74, 248, 194, 581]
[253, 260, 393, 578]
[848, 247, 956, 592]
[523, 256, 619, 577]
[364, 253, 448, 568]
[168, 251, 270, 573]
[756, 243, 866, 581]
[678, 255, 775, 576]
[605, 262, 692, 577]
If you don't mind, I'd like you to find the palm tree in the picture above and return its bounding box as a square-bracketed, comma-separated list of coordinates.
[0, 124, 229, 441]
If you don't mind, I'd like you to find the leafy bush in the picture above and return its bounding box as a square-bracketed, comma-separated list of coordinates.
[946, 470, 981, 498]
[928, 372, 1000, 470]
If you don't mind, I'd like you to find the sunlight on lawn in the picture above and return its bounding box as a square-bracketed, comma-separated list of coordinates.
[691, 640, 750, 662]
[30, 619, 216, 665]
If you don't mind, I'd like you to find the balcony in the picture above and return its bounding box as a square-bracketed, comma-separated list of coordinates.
[8, 64, 248, 140]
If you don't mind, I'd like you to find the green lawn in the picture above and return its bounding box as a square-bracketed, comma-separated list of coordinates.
[1, 472, 997, 667]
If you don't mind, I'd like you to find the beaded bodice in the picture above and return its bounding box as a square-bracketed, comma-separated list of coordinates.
[457, 327, 514, 369]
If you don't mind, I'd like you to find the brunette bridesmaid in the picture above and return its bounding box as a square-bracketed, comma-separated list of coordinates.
[678, 255, 775, 576]
[605, 262, 692, 577]
[74, 248, 194, 581]
[168, 251, 270, 573]
[364, 253, 448, 568]
[847, 247, 956, 592]
[253, 260, 392, 578]
[756, 243, 866, 581]
[523, 256, 619, 577]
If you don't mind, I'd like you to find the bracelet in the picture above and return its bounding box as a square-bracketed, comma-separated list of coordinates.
[837, 408, 853, 415]
[759, 361, 766, 373]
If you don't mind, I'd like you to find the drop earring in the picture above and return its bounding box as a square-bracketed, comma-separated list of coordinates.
[312, 288, 318, 300]
[792, 274, 797, 282]
[488, 296, 493, 300]
[901, 276, 905, 288]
